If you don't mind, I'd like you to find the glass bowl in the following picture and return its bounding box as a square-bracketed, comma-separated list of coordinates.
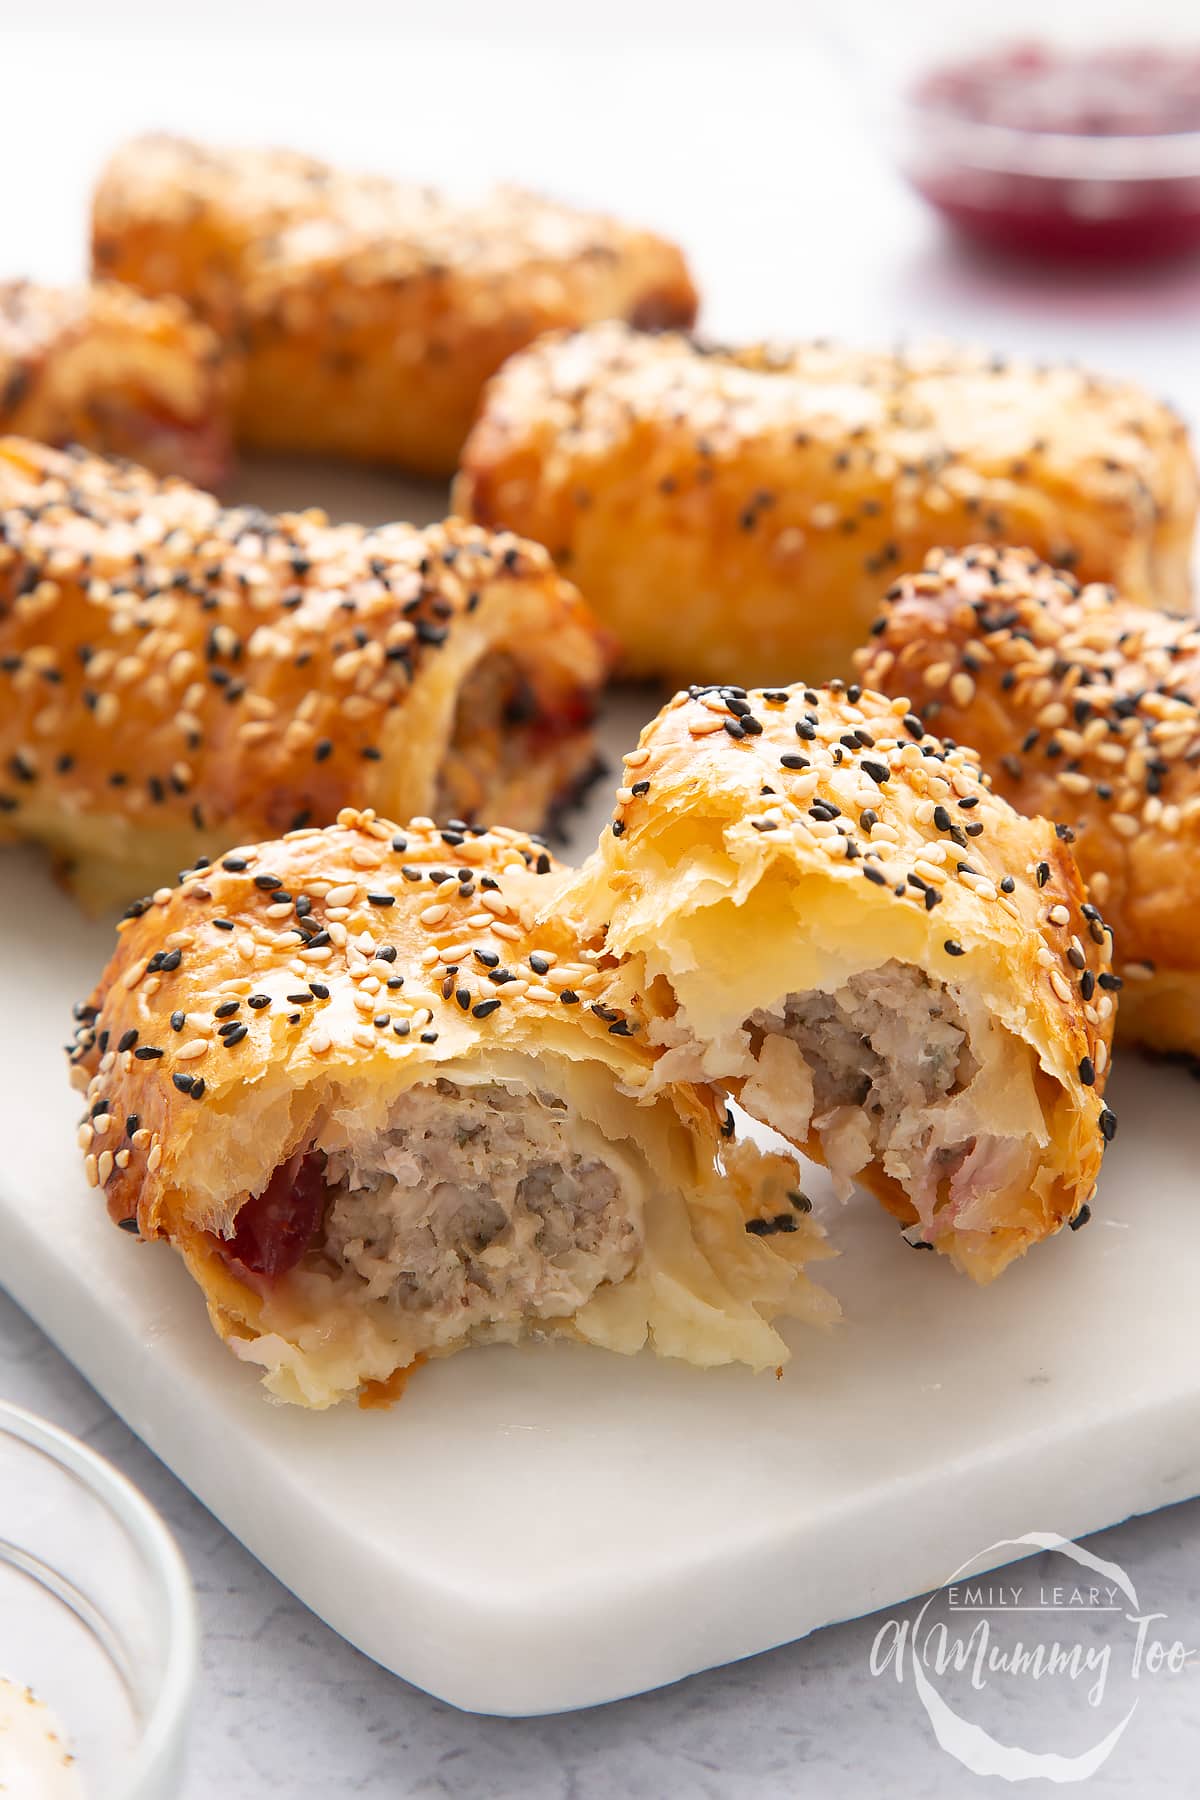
[835, 0, 1200, 262]
[0, 1401, 197, 1799]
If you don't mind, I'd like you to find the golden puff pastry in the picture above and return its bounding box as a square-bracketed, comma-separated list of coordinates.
[67, 811, 833, 1408]
[857, 543, 1200, 1059]
[554, 680, 1117, 1282]
[0, 439, 611, 913]
[92, 135, 698, 478]
[454, 323, 1197, 686]
[0, 279, 233, 489]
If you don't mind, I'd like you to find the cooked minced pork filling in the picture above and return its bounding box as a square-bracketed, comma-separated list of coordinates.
[316, 1079, 643, 1332]
[746, 960, 982, 1202]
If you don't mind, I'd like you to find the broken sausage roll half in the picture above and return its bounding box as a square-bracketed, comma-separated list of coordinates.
[857, 544, 1200, 1060]
[0, 279, 234, 489]
[556, 682, 1118, 1282]
[67, 812, 833, 1408]
[0, 439, 611, 911]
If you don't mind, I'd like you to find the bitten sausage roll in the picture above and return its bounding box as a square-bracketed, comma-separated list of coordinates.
[67, 811, 833, 1408]
[858, 544, 1200, 1059]
[556, 681, 1117, 1282]
[0, 280, 233, 489]
[92, 135, 698, 477]
[455, 323, 1197, 685]
[0, 439, 610, 912]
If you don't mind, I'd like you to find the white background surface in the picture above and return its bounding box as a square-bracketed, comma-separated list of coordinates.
[3, 2, 1200, 1792]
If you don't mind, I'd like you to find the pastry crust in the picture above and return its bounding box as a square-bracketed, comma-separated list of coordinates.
[67, 811, 833, 1407]
[92, 135, 698, 477]
[555, 680, 1116, 1281]
[0, 438, 611, 911]
[0, 280, 233, 489]
[454, 323, 1197, 684]
[857, 543, 1200, 1058]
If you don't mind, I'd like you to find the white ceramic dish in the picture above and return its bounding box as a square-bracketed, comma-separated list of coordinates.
[3, 653, 1199, 1713]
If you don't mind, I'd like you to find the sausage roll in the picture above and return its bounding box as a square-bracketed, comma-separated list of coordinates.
[857, 544, 1200, 1058]
[91, 135, 698, 478]
[0, 280, 233, 490]
[454, 323, 1197, 685]
[0, 439, 610, 912]
[556, 681, 1117, 1282]
[67, 812, 833, 1408]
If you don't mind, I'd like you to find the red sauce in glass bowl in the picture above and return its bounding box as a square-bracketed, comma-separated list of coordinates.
[904, 41, 1200, 260]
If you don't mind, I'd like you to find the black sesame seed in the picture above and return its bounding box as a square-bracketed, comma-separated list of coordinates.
[1079, 1056, 1096, 1086]
[1036, 862, 1050, 887]
[559, 989, 580, 1005]
[248, 994, 272, 1010]
[473, 998, 502, 1019]
[944, 940, 965, 956]
[863, 865, 887, 886]
[222, 1024, 248, 1047]
[133, 1045, 163, 1060]
[172, 1072, 196, 1094]
[214, 1000, 241, 1019]
[780, 754, 809, 770]
[1069, 1203, 1093, 1231]
[170, 1010, 186, 1032]
[861, 760, 890, 785]
[253, 873, 282, 891]
[117, 1028, 139, 1053]
[1099, 1107, 1118, 1142]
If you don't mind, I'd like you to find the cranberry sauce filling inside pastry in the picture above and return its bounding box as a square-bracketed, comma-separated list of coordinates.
[857, 543, 1200, 1059]
[67, 813, 833, 1408]
[555, 681, 1118, 1282]
[454, 322, 1197, 686]
[91, 135, 698, 477]
[0, 279, 234, 489]
[0, 439, 610, 912]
